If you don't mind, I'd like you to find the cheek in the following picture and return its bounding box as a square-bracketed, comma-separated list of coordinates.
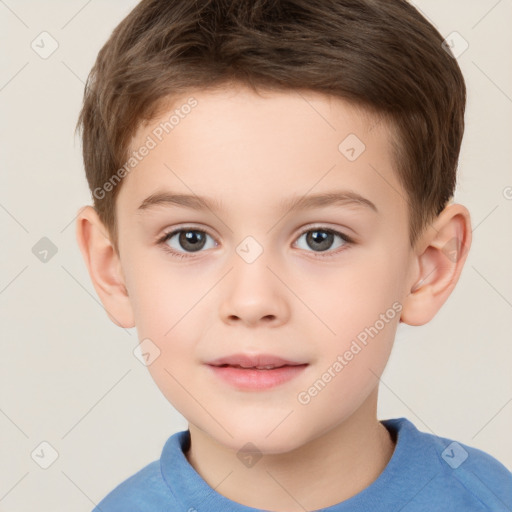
[297, 248, 402, 395]
[126, 257, 212, 391]
[125, 253, 203, 336]
[294, 247, 403, 338]
[296, 316, 397, 426]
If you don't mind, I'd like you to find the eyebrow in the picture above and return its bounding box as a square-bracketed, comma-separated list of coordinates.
[136, 189, 378, 215]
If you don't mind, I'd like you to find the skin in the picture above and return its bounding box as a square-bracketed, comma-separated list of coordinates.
[76, 84, 472, 511]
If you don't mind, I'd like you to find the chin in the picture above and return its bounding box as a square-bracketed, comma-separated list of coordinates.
[206, 419, 314, 455]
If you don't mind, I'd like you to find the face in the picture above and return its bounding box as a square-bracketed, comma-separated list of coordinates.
[115, 85, 414, 453]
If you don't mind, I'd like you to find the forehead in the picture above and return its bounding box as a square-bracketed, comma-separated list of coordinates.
[116, 85, 404, 222]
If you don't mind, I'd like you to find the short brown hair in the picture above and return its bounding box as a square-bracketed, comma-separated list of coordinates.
[76, 0, 466, 255]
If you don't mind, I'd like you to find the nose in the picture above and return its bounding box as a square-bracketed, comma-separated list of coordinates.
[219, 249, 290, 328]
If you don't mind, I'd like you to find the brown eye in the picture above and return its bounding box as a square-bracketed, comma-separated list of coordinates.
[162, 229, 215, 254]
[295, 228, 352, 255]
[306, 230, 334, 252]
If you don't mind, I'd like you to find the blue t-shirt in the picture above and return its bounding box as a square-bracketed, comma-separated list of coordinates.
[92, 417, 512, 511]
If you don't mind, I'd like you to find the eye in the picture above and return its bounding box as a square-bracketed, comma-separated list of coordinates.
[158, 227, 217, 258]
[294, 227, 353, 256]
[157, 225, 354, 260]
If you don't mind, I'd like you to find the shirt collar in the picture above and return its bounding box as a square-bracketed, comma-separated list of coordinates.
[160, 417, 441, 511]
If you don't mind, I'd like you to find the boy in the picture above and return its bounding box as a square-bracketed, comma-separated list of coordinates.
[75, 0, 512, 510]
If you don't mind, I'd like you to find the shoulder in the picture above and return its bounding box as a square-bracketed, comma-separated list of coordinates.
[436, 436, 512, 508]
[91, 459, 178, 512]
[386, 418, 512, 509]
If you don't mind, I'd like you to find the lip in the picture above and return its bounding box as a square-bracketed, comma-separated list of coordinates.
[205, 353, 308, 390]
[207, 353, 306, 368]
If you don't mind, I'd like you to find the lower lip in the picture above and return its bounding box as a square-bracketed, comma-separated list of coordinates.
[207, 364, 308, 390]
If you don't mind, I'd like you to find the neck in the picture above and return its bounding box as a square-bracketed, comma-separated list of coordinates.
[185, 390, 396, 511]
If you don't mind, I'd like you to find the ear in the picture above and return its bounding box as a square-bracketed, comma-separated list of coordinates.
[400, 203, 472, 326]
[75, 205, 135, 328]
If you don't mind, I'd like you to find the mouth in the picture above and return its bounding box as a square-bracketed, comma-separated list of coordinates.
[205, 353, 309, 390]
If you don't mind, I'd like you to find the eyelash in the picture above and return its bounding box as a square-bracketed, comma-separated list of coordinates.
[157, 226, 355, 260]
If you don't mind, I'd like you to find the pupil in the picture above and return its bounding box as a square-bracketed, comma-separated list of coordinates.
[307, 230, 332, 252]
[176, 229, 334, 253]
[180, 230, 206, 252]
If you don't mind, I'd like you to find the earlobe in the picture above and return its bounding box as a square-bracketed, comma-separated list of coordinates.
[75, 205, 135, 328]
[400, 203, 472, 326]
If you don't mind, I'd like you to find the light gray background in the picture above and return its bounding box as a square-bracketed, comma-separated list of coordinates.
[1, 1, 511, 510]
